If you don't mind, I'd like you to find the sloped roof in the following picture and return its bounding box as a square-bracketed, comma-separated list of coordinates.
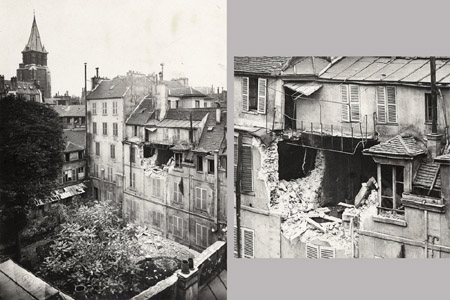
[168, 87, 206, 98]
[63, 130, 85, 152]
[126, 95, 155, 125]
[161, 80, 184, 89]
[86, 77, 129, 100]
[23, 16, 47, 53]
[165, 108, 211, 121]
[9, 81, 41, 95]
[157, 119, 202, 129]
[435, 153, 450, 163]
[234, 56, 291, 75]
[196, 110, 226, 153]
[413, 162, 441, 191]
[364, 135, 426, 157]
[320, 57, 450, 85]
[282, 57, 331, 76]
[53, 105, 85, 117]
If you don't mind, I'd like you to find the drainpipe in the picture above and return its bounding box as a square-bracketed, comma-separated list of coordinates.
[214, 150, 220, 238]
[236, 133, 243, 258]
[424, 210, 428, 258]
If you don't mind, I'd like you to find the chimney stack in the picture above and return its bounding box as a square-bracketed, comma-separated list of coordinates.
[96, 67, 99, 78]
[427, 57, 443, 159]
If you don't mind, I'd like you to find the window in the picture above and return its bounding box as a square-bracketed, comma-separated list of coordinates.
[93, 122, 97, 134]
[176, 100, 179, 108]
[174, 129, 180, 141]
[195, 187, 207, 210]
[110, 144, 115, 159]
[168, 215, 185, 238]
[195, 100, 200, 108]
[163, 128, 169, 141]
[102, 122, 107, 135]
[377, 86, 397, 124]
[92, 103, 97, 115]
[93, 163, 99, 177]
[113, 123, 118, 136]
[65, 153, 70, 162]
[113, 101, 118, 115]
[425, 93, 437, 124]
[379, 165, 404, 210]
[134, 125, 138, 137]
[130, 146, 136, 163]
[196, 223, 208, 247]
[208, 159, 214, 175]
[173, 181, 183, 203]
[204, 102, 208, 108]
[130, 172, 136, 188]
[95, 142, 100, 156]
[306, 243, 336, 259]
[174, 152, 183, 168]
[234, 227, 254, 258]
[242, 77, 266, 114]
[152, 178, 162, 198]
[107, 167, 114, 182]
[78, 151, 83, 159]
[152, 211, 162, 228]
[107, 191, 113, 201]
[341, 85, 360, 122]
[102, 102, 107, 115]
[168, 100, 171, 108]
[77, 167, 85, 179]
[197, 156, 203, 172]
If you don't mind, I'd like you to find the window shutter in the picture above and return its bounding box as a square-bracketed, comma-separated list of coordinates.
[306, 243, 319, 259]
[234, 142, 238, 188]
[257, 78, 267, 114]
[242, 77, 249, 112]
[241, 146, 253, 192]
[350, 85, 360, 122]
[377, 86, 387, 123]
[386, 86, 397, 123]
[183, 219, 188, 240]
[196, 224, 201, 246]
[243, 229, 254, 258]
[341, 85, 350, 122]
[168, 216, 173, 234]
[319, 246, 336, 259]
[202, 189, 207, 210]
[152, 211, 156, 226]
[203, 226, 208, 247]
[234, 227, 238, 257]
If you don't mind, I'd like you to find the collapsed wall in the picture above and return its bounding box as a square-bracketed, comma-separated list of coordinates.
[141, 153, 171, 178]
[256, 138, 280, 207]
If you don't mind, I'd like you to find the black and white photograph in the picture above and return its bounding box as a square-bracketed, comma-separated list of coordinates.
[234, 56, 450, 259]
[0, 1, 227, 299]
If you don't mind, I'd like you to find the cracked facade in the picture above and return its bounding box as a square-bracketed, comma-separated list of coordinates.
[234, 56, 450, 258]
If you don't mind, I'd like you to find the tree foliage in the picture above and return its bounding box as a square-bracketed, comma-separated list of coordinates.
[0, 95, 65, 255]
[39, 201, 145, 299]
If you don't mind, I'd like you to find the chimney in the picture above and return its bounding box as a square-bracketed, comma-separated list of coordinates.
[176, 258, 199, 300]
[96, 67, 99, 78]
[427, 134, 443, 159]
[0, 75, 4, 93]
[159, 63, 164, 82]
[217, 87, 219, 95]
[426, 57, 443, 159]
[215, 102, 221, 124]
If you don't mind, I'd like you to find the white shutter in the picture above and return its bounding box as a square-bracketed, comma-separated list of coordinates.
[243, 228, 254, 258]
[350, 85, 360, 122]
[242, 77, 249, 112]
[386, 86, 397, 123]
[306, 243, 319, 259]
[341, 85, 350, 122]
[319, 246, 336, 259]
[257, 78, 267, 114]
[377, 86, 387, 123]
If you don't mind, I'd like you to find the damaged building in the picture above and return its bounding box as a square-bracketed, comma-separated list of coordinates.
[234, 56, 450, 258]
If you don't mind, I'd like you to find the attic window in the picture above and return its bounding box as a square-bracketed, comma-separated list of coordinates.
[140, 108, 146, 113]
[207, 126, 214, 132]
[109, 85, 115, 90]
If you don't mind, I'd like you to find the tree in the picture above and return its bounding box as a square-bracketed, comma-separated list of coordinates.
[0, 95, 65, 260]
[39, 201, 144, 299]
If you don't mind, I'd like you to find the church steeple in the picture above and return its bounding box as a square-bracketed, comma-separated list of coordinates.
[23, 15, 47, 53]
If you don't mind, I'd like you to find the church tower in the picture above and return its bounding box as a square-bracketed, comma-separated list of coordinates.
[17, 14, 51, 99]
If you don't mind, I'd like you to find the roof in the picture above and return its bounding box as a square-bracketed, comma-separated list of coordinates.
[63, 130, 85, 152]
[7, 81, 41, 95]
[199, 269, 227, 300]
[0, 259, 72, 300]
[23, 16, 47, 53]
[53, 105, 85, 117]
[86, 77, 129, 100]
[196, 110, 226, 153]
[363, 135, 426, 157]
[284, 82, 323, 97]
[157, 119, 202, 129]
[413, 162, 441, 191]
[234, 56, 291, 75]
[165, 108, 211, 121]
[126, 95, 155, 125]
[320, 56, 450, 85]
[161, 80, 184, 89]
[282, 57, 331, 76]
[435, 153, 450, 163]
[168, 87, 206, 98]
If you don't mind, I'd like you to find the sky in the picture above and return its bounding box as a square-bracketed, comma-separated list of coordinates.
[0, 0, 226, 97]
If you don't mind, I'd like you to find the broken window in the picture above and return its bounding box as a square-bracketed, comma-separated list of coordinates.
[173, 181, 183, 203]
[197, 156, 204, 172]
[196, 223, 208, 248]
[195, 187, 207, 210]
[144, 145, 155, 158]
[234, 226, 254, 258]
[425, 93, 437, 124]
[208, 159, 214, 175]
[377, 86, 397, 124]
[341, 85, 360, 122]
[174, 152, 183, 168]
[306, 243, 336, 259]
[242, 77, 266, 113]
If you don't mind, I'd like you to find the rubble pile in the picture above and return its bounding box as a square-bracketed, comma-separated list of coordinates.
[141, 155, 170, 178]
[257, 139, 280, 204]
[271, 151, 324, 218]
